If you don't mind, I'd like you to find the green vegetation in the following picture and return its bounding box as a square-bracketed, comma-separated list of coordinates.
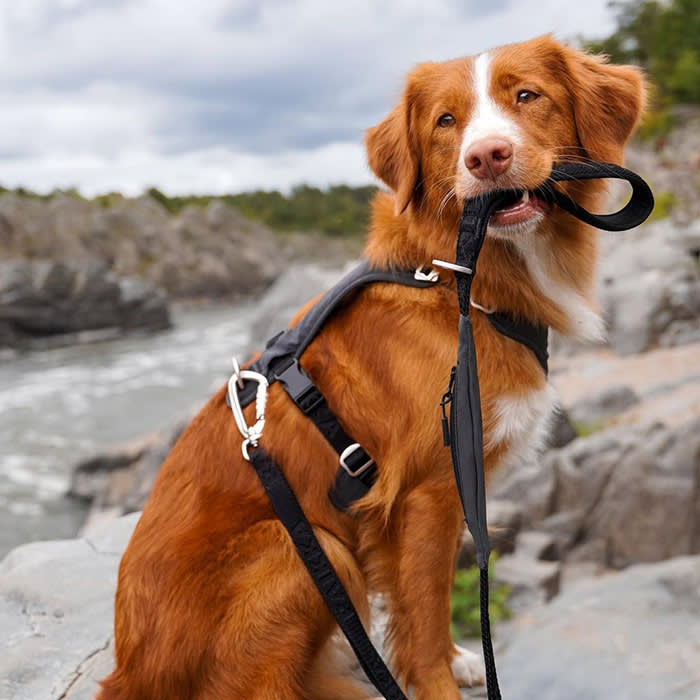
[649, 189, 677, 220]
[584, 0, 700, 139]
[451, 557, 511, 639]
[571, 419, 606, 438]
[144, 183, 378, 237]
[585, 0, 700, 104]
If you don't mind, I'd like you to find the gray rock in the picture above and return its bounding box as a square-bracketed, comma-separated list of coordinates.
[70, 420, 188, 530]
[494, 554, 561, 611]
[0, 513, 140, 700]
[514, 531, 559, 561]
[539, 510, 585, 554]
[586, 418, 700, 568]
[247, 262, 354, 351]
[459, 499, 523, 567]
[567, 384, 640, 428]
[599, 220, 700, 355]
[497, 556, 700, 700]
[489, 453, 556, 528]
[0, 259, 171, 350]
[547, 408, 577, 448]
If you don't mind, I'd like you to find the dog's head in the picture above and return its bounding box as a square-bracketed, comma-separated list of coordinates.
[366, 36, 646, 240]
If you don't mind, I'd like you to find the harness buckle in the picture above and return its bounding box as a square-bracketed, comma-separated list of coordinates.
[228, 358, 269, 461]
[339, 443, 375, 477]
[414, 266, 440, 283]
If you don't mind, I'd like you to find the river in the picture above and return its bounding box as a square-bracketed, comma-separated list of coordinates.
[0, 302, 255, 558]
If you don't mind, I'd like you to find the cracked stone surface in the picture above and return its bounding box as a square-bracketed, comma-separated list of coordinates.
[3, 514, 700, 700]
[496, 556, 700, 699]
[0, 513, 139, 700]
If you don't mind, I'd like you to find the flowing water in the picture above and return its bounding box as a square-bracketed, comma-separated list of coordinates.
[0, 302, 256, 558]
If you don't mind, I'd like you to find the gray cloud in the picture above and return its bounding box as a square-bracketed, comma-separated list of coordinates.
[0, 0, 615, 193]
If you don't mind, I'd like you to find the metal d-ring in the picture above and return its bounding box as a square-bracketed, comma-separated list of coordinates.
[228, 358, 268, 460]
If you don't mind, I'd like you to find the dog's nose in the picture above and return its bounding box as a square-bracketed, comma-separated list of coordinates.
[464, 138, 513, 180]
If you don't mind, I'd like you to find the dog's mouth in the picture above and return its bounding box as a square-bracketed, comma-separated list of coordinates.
[489, 189, 551, 228]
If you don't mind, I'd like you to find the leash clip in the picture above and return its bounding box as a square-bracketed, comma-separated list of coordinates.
[228, 358, 269, 460]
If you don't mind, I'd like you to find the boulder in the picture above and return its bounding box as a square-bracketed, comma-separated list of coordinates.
[585, 416, 700, 567]
[69, 420, 188, 531]
[496, 556, 700, 700]
[493, 555, 561, 611]
[458, 499, 524, 567]
[599, 220, 700, 354]
[0, 259, 171, 350]
[247, 262, 354, 351]
[567, 384, 640, 429]
[0, 513, 140, 700]
[489, 417, 700, 568]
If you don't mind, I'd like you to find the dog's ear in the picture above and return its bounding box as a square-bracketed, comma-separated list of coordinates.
[564, 46, 646, 165]
[366, 89, 420, 215]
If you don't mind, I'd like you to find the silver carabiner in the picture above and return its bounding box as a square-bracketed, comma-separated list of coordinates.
[227, 358, 268, 460]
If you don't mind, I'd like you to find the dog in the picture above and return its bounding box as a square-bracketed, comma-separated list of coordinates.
[97, 35, 645, 700]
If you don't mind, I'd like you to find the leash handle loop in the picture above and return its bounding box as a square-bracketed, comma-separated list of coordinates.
[537, 161, 654, 231]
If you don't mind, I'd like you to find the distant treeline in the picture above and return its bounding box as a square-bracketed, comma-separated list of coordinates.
[146, 184, 378, 237]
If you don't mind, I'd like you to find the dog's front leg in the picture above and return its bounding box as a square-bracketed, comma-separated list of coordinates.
[385, 482, 465, 700]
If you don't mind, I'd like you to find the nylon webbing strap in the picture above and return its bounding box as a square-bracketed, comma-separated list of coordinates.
[249, 448, 408, 700]
[273, 358, 378, 509]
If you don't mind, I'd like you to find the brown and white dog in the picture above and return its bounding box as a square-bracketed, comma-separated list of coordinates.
[97, 36, 644, 700]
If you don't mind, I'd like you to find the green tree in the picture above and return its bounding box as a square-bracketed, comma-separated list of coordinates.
[585, 0, 700, 104]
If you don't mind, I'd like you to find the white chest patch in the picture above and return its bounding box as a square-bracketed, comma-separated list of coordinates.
[513, 231, 605, 342]
[487, 384, 558, 467]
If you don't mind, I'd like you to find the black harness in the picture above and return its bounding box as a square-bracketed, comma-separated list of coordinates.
[228, 161, 654, 700]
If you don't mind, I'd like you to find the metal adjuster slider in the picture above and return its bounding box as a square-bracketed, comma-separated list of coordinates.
[228, 358, 268, 460]
[339, 443, 375, 477]
[431, 259, 472, 276]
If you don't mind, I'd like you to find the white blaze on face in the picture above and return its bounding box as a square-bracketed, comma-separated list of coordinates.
[459, 52, 522, 178]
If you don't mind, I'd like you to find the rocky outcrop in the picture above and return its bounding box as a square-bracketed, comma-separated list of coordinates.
[3, 514, 699, 700]
[496, 556, 700, 700]
[0, 259, 170, 350]
[0, 193, 351, 303]
[598, 218, 700, 354]
[69, 421, 188, 532]
[490, 416, 700, 568]
[0, 513, 140, 700]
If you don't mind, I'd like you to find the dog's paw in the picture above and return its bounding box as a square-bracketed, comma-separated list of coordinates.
[451, 644, 486, 687]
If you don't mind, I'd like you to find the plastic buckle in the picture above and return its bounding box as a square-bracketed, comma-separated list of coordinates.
[276, 359, 324, 413]
[339, 443, 375, 477]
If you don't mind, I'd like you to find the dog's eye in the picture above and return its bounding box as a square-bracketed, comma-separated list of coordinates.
[516, 90, 540, 104]
[436, 113, 456, 128]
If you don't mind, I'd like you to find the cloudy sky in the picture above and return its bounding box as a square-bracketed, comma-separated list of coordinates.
[0, 0, 617, 196]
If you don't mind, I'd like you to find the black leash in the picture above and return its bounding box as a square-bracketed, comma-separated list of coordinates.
[442, 160, 654, 700]
[231, 161, 654, 700]
[248, 448, 409, 700]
